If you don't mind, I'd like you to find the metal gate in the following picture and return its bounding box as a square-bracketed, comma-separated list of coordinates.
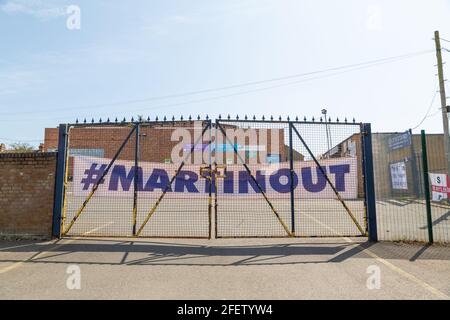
[60, 119, 212, 238]
[214, 117, 367, 238]
[53, 116, 374, 239]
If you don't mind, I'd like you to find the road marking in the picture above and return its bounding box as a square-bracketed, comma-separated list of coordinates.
[1, 217, 448, 299]
[0, 240, 55, 252]
[0, 223, 113, 275]
[81, 223, 114, 235]
[305, 213, 450, 300]
[0, 243, 57, 274]
[353, 241, 449, 299]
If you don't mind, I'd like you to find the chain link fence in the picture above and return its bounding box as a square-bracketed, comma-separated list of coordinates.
[50, 117, 449, 243]
[373, 131, 450, 243]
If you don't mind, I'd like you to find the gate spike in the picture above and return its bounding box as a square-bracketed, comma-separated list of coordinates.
[336, 117, 339, 122]
[99, 118, 102, 123]
[227, 114, 231, 120]
[270, 115, 273, 121]
[206, 114, 209, 120]
[107, 117, 110, 123]
[244, 115, 248, 120]
[236, 115, 239, 120]
[312, 117, 315, 122]
[328, 117, 331, 122]
[303, 116, 307, 122]
[253, 115, 256, 121]
[172, 115, 175, 122]
[147, 116, 150, 122]
[188, 115, 192, 121]
[83, 118, 87, 124]
[115, 117, 118, 123]
[320, 117, 323, 122]
[197, 115, 201, 120]
[163, 116, 167, 122]
[262, 115, 265, 121]
[295, 116, 298, 121]
[180, 115, 183, 121]
[344, 117, 348, 123]
[353, 117, 356, 123]
[279, 116, 282, 121]
[155, 116, 159, 122]
[287, 116, 290, 121]
[218, 114, 222, 120]
[75, 118, 79, 124]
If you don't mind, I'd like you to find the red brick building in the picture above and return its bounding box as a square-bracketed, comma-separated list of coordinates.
[43, 122, 300, 164]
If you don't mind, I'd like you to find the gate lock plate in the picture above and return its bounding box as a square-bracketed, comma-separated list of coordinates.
[200, 165, 227, 180]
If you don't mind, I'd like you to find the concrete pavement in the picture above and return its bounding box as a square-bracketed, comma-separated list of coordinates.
[0, 237, 449, 299]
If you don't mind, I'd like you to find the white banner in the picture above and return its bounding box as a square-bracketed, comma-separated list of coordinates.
[72, 156, 358, 199]
[390, 161, 408, 190]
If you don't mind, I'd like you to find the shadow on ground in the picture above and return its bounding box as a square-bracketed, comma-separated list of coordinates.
[0, 238, 449, 267]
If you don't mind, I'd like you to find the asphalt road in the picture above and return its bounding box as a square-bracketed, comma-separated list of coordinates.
[0, 237, 449, 299]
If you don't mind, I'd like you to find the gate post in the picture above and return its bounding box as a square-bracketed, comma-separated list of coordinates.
[288, 122, 295, 235]
[421, 130, 434, 244]
[133, 122, 140, 236]
[362, 123, 377, 242]
[52, 123, 68, 238]
[409, 129, 421, 197]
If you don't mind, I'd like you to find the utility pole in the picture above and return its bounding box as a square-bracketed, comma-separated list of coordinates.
[434, 30, 450, 177]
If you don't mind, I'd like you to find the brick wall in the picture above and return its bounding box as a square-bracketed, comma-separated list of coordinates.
[44, 122, 288, 164]
[0, 152, 57, 239]
[322, 133, 365, 198]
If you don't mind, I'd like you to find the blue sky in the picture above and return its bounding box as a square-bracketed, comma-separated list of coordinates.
[0, 0, 450, 146]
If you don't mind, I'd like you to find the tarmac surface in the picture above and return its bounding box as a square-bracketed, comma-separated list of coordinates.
[0, 237, 449, 299]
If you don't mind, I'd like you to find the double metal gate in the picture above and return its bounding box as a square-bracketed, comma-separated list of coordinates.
[53, 117, 375, 239]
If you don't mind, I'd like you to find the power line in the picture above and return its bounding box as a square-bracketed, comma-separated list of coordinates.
[0, 49, 434, 117]
[105, 54, 437, 113]
[428, 108, 442, 117]
[440, 31, 450, 49]
[0, 52, 435, 123]
[411, 79, 439, 130]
